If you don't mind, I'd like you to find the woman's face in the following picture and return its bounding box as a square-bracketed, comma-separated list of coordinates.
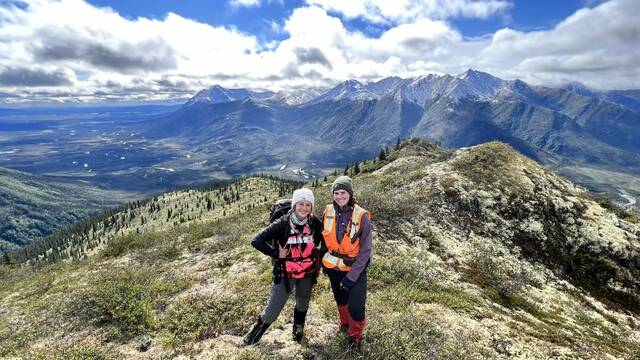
[294, 200, 312, 218]
[333, 189, 350, 207]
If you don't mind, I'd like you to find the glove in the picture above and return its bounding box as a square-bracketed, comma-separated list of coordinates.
[341, 276, 356, 291]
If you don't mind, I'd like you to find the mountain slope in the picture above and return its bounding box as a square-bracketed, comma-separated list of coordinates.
[1, 139, 639, 359]
[0, 167, 124, 252]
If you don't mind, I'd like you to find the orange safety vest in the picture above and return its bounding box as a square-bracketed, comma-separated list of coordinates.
[321, 204, 371, 271]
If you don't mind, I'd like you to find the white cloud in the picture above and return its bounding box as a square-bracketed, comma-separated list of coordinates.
[229, 0, 261, 8]
[229, 0, 284, 9]
[0, 0, 638, 103]
[475, 0, 640, 88]
[305, 0, 512, 24]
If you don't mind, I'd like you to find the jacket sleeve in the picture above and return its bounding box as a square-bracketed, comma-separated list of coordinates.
[318, 209, 329, 256]
[345, 214, 372, 282]
[250, 219, 284, 258]
[311, 216, 324, 248]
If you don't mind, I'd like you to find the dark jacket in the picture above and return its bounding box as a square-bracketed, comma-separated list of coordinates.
[251, 213, 323, 266]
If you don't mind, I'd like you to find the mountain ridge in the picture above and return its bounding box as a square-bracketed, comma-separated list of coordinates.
[1, 138, 639, 359]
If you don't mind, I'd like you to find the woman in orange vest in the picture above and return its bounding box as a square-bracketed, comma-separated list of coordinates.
[321, 175, 372, 351]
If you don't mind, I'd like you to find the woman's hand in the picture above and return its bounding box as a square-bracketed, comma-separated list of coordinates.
[278, 245, 289, 258]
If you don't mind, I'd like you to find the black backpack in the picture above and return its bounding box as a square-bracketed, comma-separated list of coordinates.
[269, 199, 291, 223]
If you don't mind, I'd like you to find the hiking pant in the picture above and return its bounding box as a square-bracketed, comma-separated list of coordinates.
[326, 268, 367, 321]
[260, 276, 313, 324]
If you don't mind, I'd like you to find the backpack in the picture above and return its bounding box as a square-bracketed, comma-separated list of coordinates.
[269, 199, 291, 223]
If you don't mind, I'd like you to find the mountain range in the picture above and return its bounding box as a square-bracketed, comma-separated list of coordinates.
[144, 69, 640, 201]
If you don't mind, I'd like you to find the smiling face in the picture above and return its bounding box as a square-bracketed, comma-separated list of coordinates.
[333, 189, 351, 208]
[294, 200, 312, 218]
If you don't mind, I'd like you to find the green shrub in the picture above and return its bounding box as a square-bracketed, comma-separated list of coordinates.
[368, 250, 446, 291]
[466, 239, 535, 299]
[160, 292, 253, 346]
[450, 142, 528, 194]
[102, 233, 157, 258]
[357, 180, 426, 221]
[68, 267, 189, 339]
[146, 241, 182, 262]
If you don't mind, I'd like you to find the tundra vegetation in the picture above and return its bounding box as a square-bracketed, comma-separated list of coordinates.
[1, 139, 639, 359]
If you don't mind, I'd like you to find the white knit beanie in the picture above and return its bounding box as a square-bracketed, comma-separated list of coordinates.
[291, 188, 315, 210]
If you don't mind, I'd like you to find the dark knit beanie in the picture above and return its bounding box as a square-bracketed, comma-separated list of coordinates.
[332, 176, 354, 196]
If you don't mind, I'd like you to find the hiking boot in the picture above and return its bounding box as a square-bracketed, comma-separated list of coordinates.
[348, 336, 362, 352]
[293, 308, 307, 344]
[347, 318, 366, 352]
[292, 324, 304, 344]
[337, 305, 350, 333]
[242, 316, 270, 346]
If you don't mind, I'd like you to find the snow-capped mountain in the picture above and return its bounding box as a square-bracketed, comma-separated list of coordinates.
[185, 85, 274, 105]
[165, 69, 640, 174]
[266, 88, 325, 105]
[307, 79, 379, 104]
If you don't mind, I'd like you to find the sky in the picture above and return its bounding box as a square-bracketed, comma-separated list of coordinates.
[0, 0, 638, 104]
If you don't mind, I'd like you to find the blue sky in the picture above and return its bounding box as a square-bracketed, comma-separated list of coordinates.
[0, 0, 637, 104]
[85, 0, 593, 40]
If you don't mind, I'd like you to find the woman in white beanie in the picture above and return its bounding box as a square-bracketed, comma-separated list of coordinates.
[242, 188, 323, 346]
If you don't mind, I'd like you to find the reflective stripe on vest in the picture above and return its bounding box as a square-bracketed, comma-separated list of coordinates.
[322, 204, 370, 270]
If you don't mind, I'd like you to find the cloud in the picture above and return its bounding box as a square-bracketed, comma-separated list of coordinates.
[0, 66, 75, 86]
[293, 47, 333, 69]
[305, 0, 512, 24]
[475, 0, 640, 88]
[30, 27, 177, 73]
[229, 0, 284, 9]
[229, 0, 261, 8]
[0, 0, 639, 104]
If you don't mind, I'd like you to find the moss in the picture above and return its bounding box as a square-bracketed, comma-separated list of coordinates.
[504, 294, 564, 324]
[30, 345, 118, 360]
[371, 284, 478, 314]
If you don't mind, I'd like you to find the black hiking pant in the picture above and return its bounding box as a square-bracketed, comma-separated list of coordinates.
[326, 268, 367, 321]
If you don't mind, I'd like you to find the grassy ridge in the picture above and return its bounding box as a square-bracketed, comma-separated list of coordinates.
[1, 139, 639, 359]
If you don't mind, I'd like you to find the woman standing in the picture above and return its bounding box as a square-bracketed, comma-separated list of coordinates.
[243, 188, 322, 346]
[321, 176, 372, 351]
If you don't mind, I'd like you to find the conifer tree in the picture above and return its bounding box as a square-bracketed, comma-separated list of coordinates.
[378, 148, 386, 161]
[2, 251, 12, 265]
